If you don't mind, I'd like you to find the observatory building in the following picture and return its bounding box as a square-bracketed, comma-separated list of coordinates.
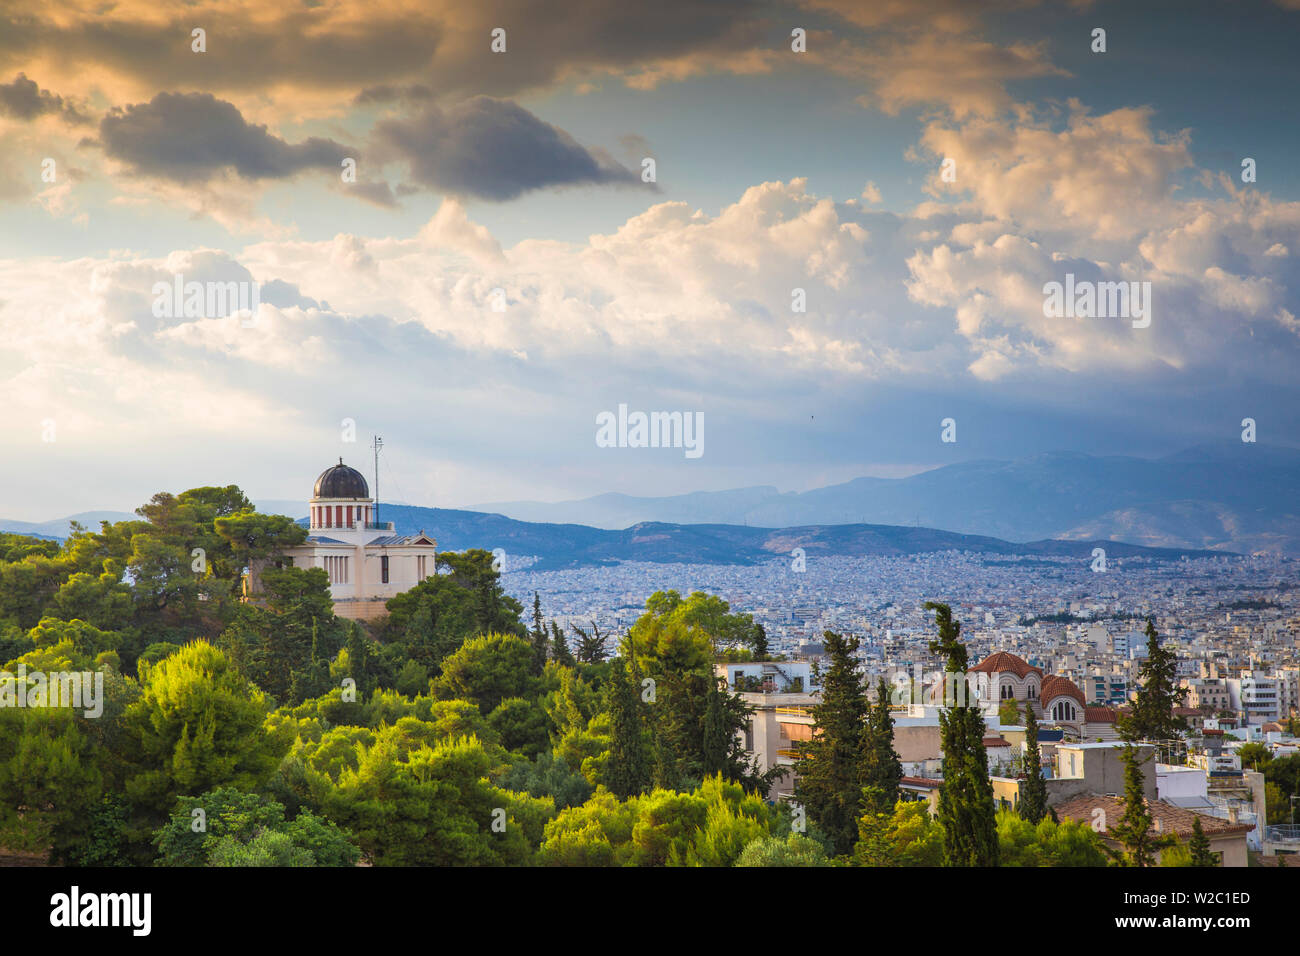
[247, 459, 437, 621]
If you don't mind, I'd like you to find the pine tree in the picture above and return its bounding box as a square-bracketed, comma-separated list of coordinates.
[793, 631, 869, 856]
[1188, 814, 1217, 867]
[1121, 618, 1189, 742]
[604, 658, 652, 799]
[549, 620, 575, 667]
[1111, 739, 1158, 867]
[926, 601, 999, 866]
[861, 677, 903, 815]
[752, 623, 769, 662]
[571, 621, 608, 664]
[1019, 704, 1048, 825]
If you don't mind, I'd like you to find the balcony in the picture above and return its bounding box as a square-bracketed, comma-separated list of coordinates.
[363, 521, 395, 531]
[1265, 825, 1300, 844]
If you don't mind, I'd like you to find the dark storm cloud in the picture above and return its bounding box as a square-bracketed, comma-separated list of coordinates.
[98, 92, 352, 182]
[0, 73, 87, 122]
[372, 96, 642, 201]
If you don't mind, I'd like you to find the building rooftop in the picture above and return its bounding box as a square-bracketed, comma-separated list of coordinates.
[313, 459, 370, 499]
[971, 651, 1043, 679]
[1056, 794, 1254, 839]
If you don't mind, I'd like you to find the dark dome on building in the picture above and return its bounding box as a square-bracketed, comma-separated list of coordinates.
[313, 459, 369, 499]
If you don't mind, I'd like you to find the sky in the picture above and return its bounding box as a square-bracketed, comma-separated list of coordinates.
[3, 0, 1300, 521]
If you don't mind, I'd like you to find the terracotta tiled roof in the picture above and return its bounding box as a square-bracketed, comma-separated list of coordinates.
[971, 652, 1042, 679]
[1055, 795, 1254, 839]
[900, 776, 942, 788]
[983, 736, 1011, 747]
[1041, 674, 1087, 707]
[1085, 706, 1118, 723]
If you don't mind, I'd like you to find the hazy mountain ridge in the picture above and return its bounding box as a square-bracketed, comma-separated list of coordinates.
[468, 444, 1300, 553]
[313, 506, 1222, 570]
[0, 509, 1216, 567]
[4, 443, 1284, 566]
[0, 511, 137, 540]
[1, 505, 1222, 571]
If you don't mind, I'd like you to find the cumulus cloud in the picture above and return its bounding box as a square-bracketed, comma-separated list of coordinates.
[372, 96, 641, 201]
[916, 104, 1194, 249]
[854, 35, 1067, 119]
[99, 92, 352, 183]
[417, 199, 506, 265]
[901, 100, 1300, 381]
[3, 162, 1300, 513]
[0, 73, 87, 123]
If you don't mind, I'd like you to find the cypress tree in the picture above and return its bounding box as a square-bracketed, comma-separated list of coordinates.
[1111, 739, 1158, 867]
[1188, 815, 1217, 867]
[549, 620, 575, 667]
[528, 592, 548, 675]
[862, 676, 903, 816]
[1019, 704, 1048, 825]
[794, 631, 869, 856]
[1122, 618, 1188, 742]
[926, 601, 999, 866]
[702, 676, 730, 778]
[604, 658, 652, 799]
[345, 623, 374, 702]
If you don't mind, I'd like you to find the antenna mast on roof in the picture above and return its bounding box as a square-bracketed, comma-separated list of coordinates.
[372, 435, 383, 526]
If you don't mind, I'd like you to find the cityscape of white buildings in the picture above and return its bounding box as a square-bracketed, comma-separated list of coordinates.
[504, 550, 1298, 722]
[502, 548, 1300, 863]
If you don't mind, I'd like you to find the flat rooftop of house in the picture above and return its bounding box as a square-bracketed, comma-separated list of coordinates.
[740, 692, 819, 707]
[1057, 741, 1137, 749]
[1165, 796, 1214, 809]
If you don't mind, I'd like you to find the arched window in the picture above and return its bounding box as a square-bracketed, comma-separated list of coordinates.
[1000, 683, 1014, 700]
[1028, 684, 1037, 699]
[1052, 701, 1076, 722]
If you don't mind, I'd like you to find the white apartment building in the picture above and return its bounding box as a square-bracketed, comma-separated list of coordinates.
[1229, 673, 1283, 724]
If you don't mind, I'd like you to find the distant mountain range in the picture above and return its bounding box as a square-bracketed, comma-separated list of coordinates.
[472, 443, 1300, 554]
[0, 502, 322, 541]
[1, 504, 1220, 571]
[3, 443, 1289, 565]
[322, 505, 1221, 570]
[0, 511, 137, 540]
